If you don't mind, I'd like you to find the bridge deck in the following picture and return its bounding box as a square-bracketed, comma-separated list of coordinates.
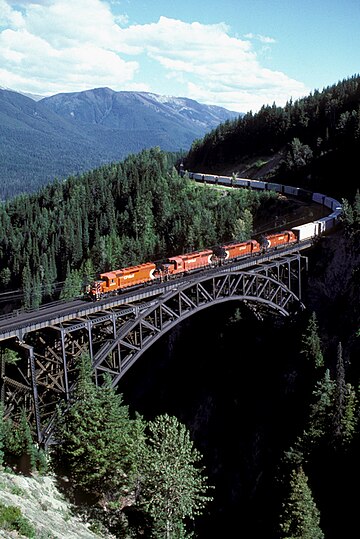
[0, 241, 311, 342]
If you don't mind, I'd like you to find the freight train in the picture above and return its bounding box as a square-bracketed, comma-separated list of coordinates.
[86, 172, 342, 301]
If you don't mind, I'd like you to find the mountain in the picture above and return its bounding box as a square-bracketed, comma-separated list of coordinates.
[0, 85, 44, 101]
[41, 87, 237, 130]
[0, 87, 239, 199]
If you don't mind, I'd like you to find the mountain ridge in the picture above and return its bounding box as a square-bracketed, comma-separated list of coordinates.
[0, 87, 240, 199]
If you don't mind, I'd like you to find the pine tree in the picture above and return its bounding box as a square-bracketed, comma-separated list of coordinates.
[283, 369, 336, 467]
[60, 263, 83, 300]
[300, 312, 324, 368]
[286, 138, 313, 170]
[0, 267, 11, 288]
[340, 198, 354, 230]
[341, 383, 358, 445]
[279, 467, 324, 539]
[18, 408, 38, 472]
[31, 271, 42, 309]
[332, 342, 357, 447]
[2, 348, 20, 365]
[21, 263, 32, 310]
[353, 189, 360, 227]
[0, 403, 4, 468]
[306, 368, 335, 446]
[332, 342, 347, 445]
[2, 409, 41, 473]
[139, 414, 213, 539]
[56, 355, 144, 503]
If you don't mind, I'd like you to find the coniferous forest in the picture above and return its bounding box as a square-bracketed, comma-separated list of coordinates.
[0, 147, 278, 311]
[185, 74, 360, 201]
[0, 75, 360, 538]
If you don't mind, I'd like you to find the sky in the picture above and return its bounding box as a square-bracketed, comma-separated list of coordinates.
[0, 0, 359, 113]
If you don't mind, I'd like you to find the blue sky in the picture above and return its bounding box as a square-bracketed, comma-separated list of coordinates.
[0, 0, 359, 112]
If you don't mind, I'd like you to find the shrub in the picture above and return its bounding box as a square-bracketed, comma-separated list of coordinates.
[0, 502, 36, 538]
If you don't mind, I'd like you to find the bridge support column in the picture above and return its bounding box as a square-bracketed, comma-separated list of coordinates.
[18, 343, 42, 444]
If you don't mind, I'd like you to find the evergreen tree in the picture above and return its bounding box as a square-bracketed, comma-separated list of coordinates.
[31, 271, 42, 309]
[2, 408, 42, 473]
[18, 408, 38, 472]
[0, 267, 11, 288]
[279, 467, 324, 539]
[306, 369, 335, 445]
[230, 206, 253, 242]
[333, 342, 346, 443]
[2, 348, 20, 365]
[353, 189, 360, 227]
[332, 342, 357, 447]
[340, 198, 354, 230]
[287, 138, 313, 169]
[0, 403, 4, 468]
[341, 383, 358, 445]
[60, 263, 83, 300]
[139, 414, 213, 539]
[283, 369, 336, 467]
[300, 312, 324, 368]
[21, 263, 32, 310]
[57, 354, 144, 503]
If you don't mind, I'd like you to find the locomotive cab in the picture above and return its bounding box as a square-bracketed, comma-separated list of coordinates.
[164, 256, 183, 276]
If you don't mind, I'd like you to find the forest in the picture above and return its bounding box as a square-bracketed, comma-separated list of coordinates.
[185, 74, 360, 201]
[0, 147, 279, 312]
[0, 75, 360, 538]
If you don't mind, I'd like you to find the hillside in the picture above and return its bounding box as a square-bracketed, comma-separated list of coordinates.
[0, 87, 238, 199]
[0, 470, 111, 539]
[183, 74, 360, 202]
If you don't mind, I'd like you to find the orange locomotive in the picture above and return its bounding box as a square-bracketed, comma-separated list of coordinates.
[262, 230, 297, 249]
[221, 239, 261, 261]
[88, 262, 159, 301]
[166, 249, 216, 275]
[87, 231, 298, 300]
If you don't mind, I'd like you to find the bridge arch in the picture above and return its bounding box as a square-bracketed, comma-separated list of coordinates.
[93, 267, 305, 387]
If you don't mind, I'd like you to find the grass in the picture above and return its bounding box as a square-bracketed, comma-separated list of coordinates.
[0, 501, 36, 538]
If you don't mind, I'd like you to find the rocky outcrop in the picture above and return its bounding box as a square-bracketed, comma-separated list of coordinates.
[0, 471, 111, 539]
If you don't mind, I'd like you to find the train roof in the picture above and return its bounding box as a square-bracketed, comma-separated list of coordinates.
[100, 262, 156, 279]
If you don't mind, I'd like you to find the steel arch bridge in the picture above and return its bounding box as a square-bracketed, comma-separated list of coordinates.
[0, 251, 306, 446]
[92, 255, 304, 387]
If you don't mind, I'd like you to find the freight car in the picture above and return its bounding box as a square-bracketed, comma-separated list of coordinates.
[183, 170, 342, 239]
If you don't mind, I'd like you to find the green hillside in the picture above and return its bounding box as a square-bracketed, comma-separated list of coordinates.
[184, 74, 360, 201]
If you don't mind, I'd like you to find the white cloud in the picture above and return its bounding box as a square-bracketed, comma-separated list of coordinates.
[0, 1, 308, 112]
[0, 0, 141, 94]
[244, 33, 276, 44]
[0, 0, 25, 28]
[122, 16, 307, 111]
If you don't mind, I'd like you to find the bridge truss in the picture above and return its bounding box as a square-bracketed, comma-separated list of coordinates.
[0, 252, 307, 446]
